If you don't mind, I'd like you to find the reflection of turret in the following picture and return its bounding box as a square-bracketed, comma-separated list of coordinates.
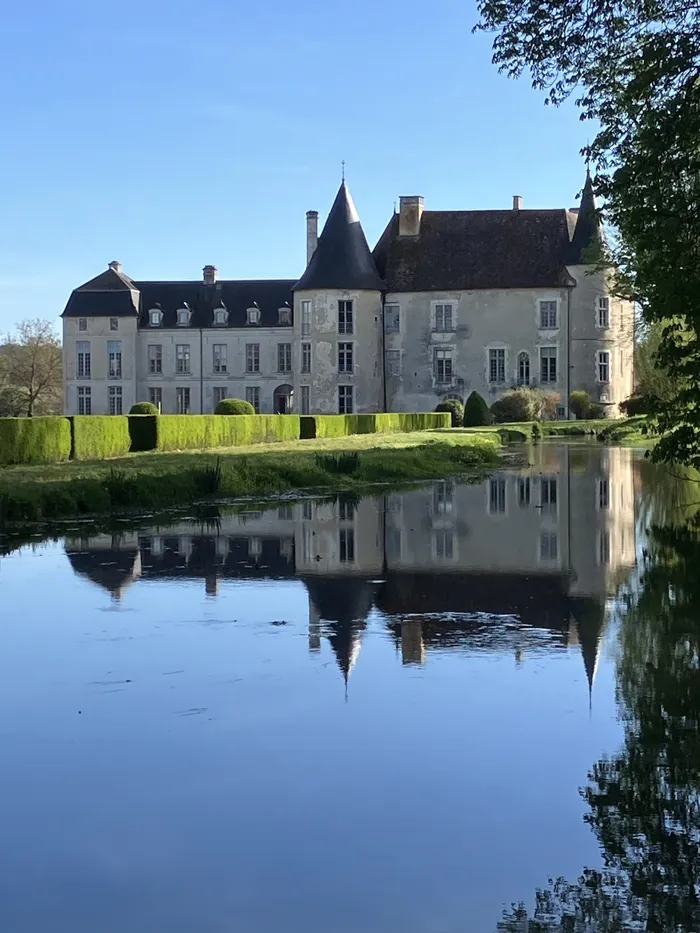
[66, 545, 141, 600]
[401, 620, 425, 665]
[571, 598, 606, 706]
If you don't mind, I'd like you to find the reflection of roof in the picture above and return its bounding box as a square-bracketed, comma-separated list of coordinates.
[66, 548, 141, 596]
[302, 576, 376, 625]
[570, 597, 606, 700]
[324, 621, 366, 686]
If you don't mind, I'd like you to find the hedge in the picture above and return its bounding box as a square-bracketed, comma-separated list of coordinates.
[150, 414, 302, 452]
[300, 412, 450, 439]
[71, 416, 132, 461]
[0, 417, 72, 466]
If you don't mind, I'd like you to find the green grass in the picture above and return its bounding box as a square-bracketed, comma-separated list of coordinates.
[459, 415, 653, 445]
[0, 430, 501, 524]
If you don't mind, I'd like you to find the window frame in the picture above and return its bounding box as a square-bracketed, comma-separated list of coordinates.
[214, 308, 228, 326]
[148, 386, 162, 411]
[108, 385, 123, 416]
[213, 387, 228, 408]
[213, 343, 228, 374]
[434, 303, 454, 333]
[488, 347, 506, 384]
[147, 344, 162, 375]
[110, 317, 119, 332]
[539, 346, 558, 384]
[246, 343, 260, 373]
[176, 308, 191, 327]
[175, 343, 191, 375]
[597, 296, 611, 329]
[300, 385, 310, 414]
[539, 299, 558, 329]
[176, 386, 191, 414]
[338, 384, 354, 414]
[277, 342, 292, 374]
[301, 342, 311, 374]
[338, 300, 354, 335]
[338, 341, 354, 374]
[107, 340, 122, 379]
[301, 299, 312, 336]
[434, 348, 453, 384]
[78, 318, 88, 332]
[245, 386, 261, 413]
[149, 309, 162, 327]
[76, 341, 91, 380]
[77, 385, 91, 415]
[384, 303, 400, 333]
[517, 351, 530, 386]
[386, 349, 401, 377]
[597, 349, 611, 383]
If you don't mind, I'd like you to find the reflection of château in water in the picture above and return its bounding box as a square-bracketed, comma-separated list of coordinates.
[65, 446, 636, 698]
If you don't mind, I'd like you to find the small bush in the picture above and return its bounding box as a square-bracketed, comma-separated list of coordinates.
[314, 452, 361, 475]
[619, 393, 652, 416]
[531, 422, 543, 440]
[215, 398, 255, 415]
[491, 390, 535, 423]
[568, 391, 591, 420]
[463, 392, 491, 426]
[435, 398, 464, 428]
[588, 402, 607, 419]
[130, 402, 159, 415]
[540, 391, 561, 421]
[71, 416, 131, 461]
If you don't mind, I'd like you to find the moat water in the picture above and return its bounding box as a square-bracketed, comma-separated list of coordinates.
[1, 443, 698, 932]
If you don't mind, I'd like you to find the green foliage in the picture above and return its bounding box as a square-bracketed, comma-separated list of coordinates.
[587, 402, 607, 420]
[215, 398, 256, 415]
[154, 414, 301, 451]
[619, 393, 651, 416]
[490, 389, 534, 423]
[314, 452, 361, 475]
[531, 422, 542, 440]
[568, 390, 591, 420]
[128, 415, 158, 453]
[70, 416, 132, 461]
[0, 416, 71, 465]
[463, 391, 491, 426]
[435, 398, 465, 427]
[301, 413, 449, 439]
[129, 402, 159, 415]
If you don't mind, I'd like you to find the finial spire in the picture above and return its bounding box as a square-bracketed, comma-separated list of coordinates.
[341, 160, 346, 182]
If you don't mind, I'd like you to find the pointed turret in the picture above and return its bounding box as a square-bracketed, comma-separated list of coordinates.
[567, 169, 606, 265]
[294, 181, 384, 291]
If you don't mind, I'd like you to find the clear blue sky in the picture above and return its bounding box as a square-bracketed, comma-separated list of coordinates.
[0, 0, 589, 334]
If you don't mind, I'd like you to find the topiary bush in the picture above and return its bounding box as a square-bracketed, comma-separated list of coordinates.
[463, 391, 491, 426]
[435, 398, 464, 428]
[568, 391, 591, 420]
[70, 416, 131, 461]
[587, 402, 607, 419]
[130, 401, 159, 415]
[215, 398, 255, 415]
[490, 389, 536, 423]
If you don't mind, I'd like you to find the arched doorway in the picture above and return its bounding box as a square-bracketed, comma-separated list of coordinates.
[274, 384, 294, 414]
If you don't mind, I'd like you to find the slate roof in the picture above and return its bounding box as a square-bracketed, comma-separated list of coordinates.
[566, 170, 606, 264]
[294, 181, 385, 291]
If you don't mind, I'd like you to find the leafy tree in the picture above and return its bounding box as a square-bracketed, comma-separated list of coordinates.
[569, 391, 590, 420]
[0, 319, 62, 417]
[475, 0, 700, 465]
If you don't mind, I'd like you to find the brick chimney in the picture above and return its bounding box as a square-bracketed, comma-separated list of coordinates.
[306, 210, 318, 265]
[513, 195, 523, 211]
[399, 196, 424, 236]
[108, 260, 122, 273]
[203, 265, 217, 285]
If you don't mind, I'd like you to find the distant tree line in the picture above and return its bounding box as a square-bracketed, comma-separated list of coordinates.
[0, 319, 62, 417]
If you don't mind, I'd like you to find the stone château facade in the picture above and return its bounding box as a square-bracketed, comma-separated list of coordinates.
[61, 171, 634, 417]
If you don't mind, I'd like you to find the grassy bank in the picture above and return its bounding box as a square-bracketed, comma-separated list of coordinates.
[460, 415, 652, 446]
[0, 430, 501, 524]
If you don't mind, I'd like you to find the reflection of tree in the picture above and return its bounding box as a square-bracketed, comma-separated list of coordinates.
[500, 519, 700, 932]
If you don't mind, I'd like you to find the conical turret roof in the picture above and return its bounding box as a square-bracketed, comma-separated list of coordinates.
[567, 169, 606, 265]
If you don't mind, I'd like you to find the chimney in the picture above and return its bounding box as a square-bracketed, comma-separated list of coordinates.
[306, 210, 318, 265]
[398, 196, 424, 236]
[108, 260, 122, 273]
[203, 265, 217, 285]
[513, 195, 523, 211]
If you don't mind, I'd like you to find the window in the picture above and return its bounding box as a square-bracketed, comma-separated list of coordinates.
[245, 386, 260, 413]
[386, 349, 401, 377]
[338, 342, 353, 374]
[433, 480, 453, 515]
[176, 387, 191, 414]
[300, 385, 310, 414]
[214, 308, 228, 326]
[110, 317, 119, 332]
[339, 527, 355, 562]
[278, 307, 291, 325]
[301, 300, 312, 336]
[540, 532, 558, 561]
[434, 348, 453, 384]
[78, 318, 88, 332]
[489, 477, 506, 514]
[385, 304, 400, 333]
[277, 343, 292, 373]
[539, 300, 558, 329]
[149, 309, 161, 327]
[540, 347, 557, 384]
[76, 341, 91, 379]
[517, 351, 530, 386]
[338, 300, 354, 335]
[434, 530, 454, 560]
[278, 504, 294, 520]
[338, 499, 355, 521]
[148, 387, 162, 411]
[246, 343, 260, 373]
[107, 340, 122, 379]
[489, 348, 506, 384]
[338, 385, 353, 414]
[108, 385, 122, 415]
[213, 387, 227, 407]
[434, 303, 454, 332]
[176, 344, 191, 374]
[177, 308, 190, 326]
[597, 477, 610, 510]
[213, 344, 227, 374]
[302, 500, 313, 521]
[301, 342, 311, 374]
[597, 296, 610, 328]
[386, 526, 402, 560]
[148, 344, 162, 375]
[77, 385, 91, 415]
[598, 531, 611, 565]
[540, 477, 558, 513]
[597, 350, 610, 383]
[518, 477, 530, 507]
[247, 307, 260, 325]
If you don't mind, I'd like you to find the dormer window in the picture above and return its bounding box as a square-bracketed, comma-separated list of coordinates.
[278, 307, 292, 325]
[149, 309, 162, 327]
[214, 308, 228, 326]
[247, 306, 260, 325]
[177, 307, 191, 326]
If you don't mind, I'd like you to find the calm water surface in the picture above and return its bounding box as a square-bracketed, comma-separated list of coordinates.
[1, 443, 698, 932]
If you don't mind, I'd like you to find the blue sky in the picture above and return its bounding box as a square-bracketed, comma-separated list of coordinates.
[0, 0, 589, 334]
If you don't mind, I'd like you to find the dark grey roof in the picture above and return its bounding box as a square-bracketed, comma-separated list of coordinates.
[134, 279, 294, 328]
[566, 171, 606, 264]
[294, 182, 385, 292]
[63, 289, 140, 317]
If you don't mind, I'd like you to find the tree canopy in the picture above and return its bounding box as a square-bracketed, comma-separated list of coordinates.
[0, 319, 62, 417]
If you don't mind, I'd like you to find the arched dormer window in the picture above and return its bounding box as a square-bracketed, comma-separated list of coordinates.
[278, 305, 292, 326]
[214, 305, 228, 326]
[517, 351, 530, 386]
[247, 304, 260, 325]
[149, 307, 162, 327]
[177, 304, 191, 326]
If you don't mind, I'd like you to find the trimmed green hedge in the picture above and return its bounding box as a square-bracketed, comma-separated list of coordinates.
[71, 416, 132, 461]
[152, 414, 301, 451]
[0, 417, 72, 466]
[300, 412, 450, 439]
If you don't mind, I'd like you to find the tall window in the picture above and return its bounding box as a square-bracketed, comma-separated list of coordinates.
[338, 385, 353, 414]
[597, 350, 610, 383]
[246, 343, 260, 373]
[301, 343, 311, 374]
[489, 477, 506, 514]
[597, 296, 610, 328]
[78, 318, 88, 332]
[213, 387, 227, 407]
[434, 348, 453, 383]
[540, 477, 558, 512]
[148, 344, 162, 375]
[339, 498, 355, 522]
[301, 299, 312, 336]
[518, 477, 530, 507]
[598, 531, 611, 565]
[597, 477, 610, 510]
[176, 387, 191, 414]
[539, 300, 557, 329]
[386, 349, 401, 376]
[338, 300, 354, 335]
[339, 527, 355, 562]
[107, 340, 122, 379]
[148, 387, 162, 411]
[489, 348, 506, 384]
[175, 344, 190, 374]
[434, 530, 454, 560]
[385, 304, 400, 333]
[108, 385, 122, 415]
[76, 341, 91, 379]
[277, 343, 292, 373]
[540, 532, 558, 561]
[540, 347, 557, 384]
[300, 385, 310, 414]
[110, 317, 119, 332]
[338, 342, 353, 374]
[434, 303, 453, 332]
[77, 385, 91, 415]
[245, 386, 260, 412]
[433, 480, 454, 515]
[213, 344, 227, 374]
[517, 351, 530, 386]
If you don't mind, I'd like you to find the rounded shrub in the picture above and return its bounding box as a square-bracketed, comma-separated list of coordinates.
[587, 402, 607, 419]
[463, 391, 491, 427]
[215, 398, 255, 415]
[619, 393, 652, 416]
[130, 402, 159, 415]
[435, 398, 464, 428]
[568, 391, 591, 420]
[490, 389, 535, 424]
